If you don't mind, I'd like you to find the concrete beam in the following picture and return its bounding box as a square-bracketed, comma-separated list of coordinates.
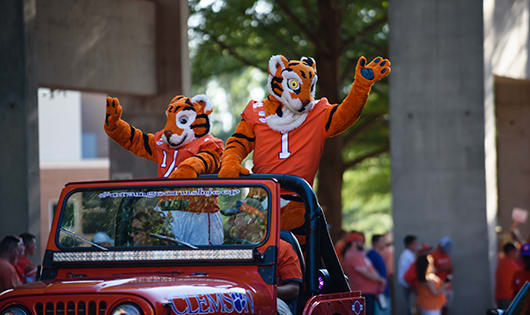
[36, 0, 156, 96]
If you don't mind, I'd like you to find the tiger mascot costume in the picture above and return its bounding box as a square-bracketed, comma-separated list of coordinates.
[104, 95, 225, 245]
[219, 55, 390, 242]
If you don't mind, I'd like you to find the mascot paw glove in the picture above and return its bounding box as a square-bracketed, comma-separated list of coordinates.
[218, 162, 250, 178]
[355, 56, 391, 86]
[169, 165, 198, 179]
[105, 97, 123, 129]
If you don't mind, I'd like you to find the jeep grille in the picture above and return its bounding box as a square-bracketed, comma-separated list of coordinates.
[35, 301, 106, 315]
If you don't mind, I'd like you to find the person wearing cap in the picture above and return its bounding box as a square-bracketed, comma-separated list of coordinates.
[431, 237, 453, 315]
[343, 232, 386, 315]
[335, 230, 359, 265]
[495, 242, 520, 309]
[512, 242, 530, 296]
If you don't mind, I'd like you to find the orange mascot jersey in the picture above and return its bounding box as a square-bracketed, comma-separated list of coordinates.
[153, 131, 224, 178]
[242, 99, 329, 186]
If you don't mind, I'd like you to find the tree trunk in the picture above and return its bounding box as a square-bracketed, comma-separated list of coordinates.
[317, 137, 345, 242]
[315, 0, 344, 242]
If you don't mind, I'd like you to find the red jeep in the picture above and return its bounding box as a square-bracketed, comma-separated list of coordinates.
[0, 175, 364, 315]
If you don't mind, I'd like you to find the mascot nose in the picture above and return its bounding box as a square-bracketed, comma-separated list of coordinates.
[164, 130, 173, 139]
[299, 100, 311, 112]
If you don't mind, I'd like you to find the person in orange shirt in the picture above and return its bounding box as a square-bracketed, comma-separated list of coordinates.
[343, 232, 385, 315]
[430, 237, 453, 315]
[415, 254, 449, 315]
[276, 239, 303, 315]
[0, 236, 22, 292]
[495, 242, 520, 309]
[512, 242, 530, 297]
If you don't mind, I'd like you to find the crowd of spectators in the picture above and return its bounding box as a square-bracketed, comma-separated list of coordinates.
[336, 231, 454, 315]
[0, 233, 37, 292]
[396, 235, 453, 315]
[336, 231, 393, 315]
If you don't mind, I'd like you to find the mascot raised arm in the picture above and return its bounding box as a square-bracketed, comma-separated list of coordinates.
[104, 95, 224, 178]
[104, 95, 225, 245]
[219, 55, 390, 241]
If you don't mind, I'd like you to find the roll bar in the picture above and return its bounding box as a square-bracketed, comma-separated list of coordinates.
[220, 174, 351, 295]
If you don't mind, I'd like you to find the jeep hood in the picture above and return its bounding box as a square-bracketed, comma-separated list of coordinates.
[1, 275, 274, 314]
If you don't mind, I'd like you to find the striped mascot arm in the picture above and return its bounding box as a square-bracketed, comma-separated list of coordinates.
[324, 56, 391, 138]
[218, 119, 256, 178]
[104, 96, 157, 162]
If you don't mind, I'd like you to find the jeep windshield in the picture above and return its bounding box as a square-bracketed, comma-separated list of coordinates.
[56, 184, 270, 250]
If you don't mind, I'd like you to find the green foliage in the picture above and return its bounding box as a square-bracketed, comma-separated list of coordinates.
[189, 0, 391, 234]
[342, 153, 392, 234]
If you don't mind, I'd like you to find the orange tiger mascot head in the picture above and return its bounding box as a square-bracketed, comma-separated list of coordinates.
[267, 55, 318, 115]
[162, 94, 213, 148]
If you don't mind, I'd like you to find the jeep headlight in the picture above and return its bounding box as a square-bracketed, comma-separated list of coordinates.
[111, 303, 143, 315]
[1, 306, 29, 315]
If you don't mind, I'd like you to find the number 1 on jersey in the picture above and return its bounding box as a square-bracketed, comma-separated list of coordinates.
[279, 132, 291, 159]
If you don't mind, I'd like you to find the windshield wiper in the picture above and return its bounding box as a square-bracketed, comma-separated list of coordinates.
[149, 233, 198, 249]
[60, 227, 108, 251]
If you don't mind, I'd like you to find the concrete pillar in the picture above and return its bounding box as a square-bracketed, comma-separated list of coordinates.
[109, 0, 191, 179]
[0, 0, 41, 257]
[389, 1, 495, 314]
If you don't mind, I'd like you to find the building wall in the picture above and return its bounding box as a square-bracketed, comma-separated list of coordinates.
[81, 92, 108, 159]
[39, 161, 109, 258]
[495, 76, 530, 243]
[38, 89, 83, 162]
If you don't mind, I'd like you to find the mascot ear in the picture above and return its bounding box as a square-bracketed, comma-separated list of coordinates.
[300, 56, 317, 73]
[191, 94, 213, 115]
[170, 95, 185, 103]
[268, 55, 289, 76]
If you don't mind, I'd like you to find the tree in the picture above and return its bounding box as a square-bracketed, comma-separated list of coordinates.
[189, 0, 390, 241]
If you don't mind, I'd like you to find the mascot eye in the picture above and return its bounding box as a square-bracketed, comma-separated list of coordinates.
[179, 117, 188, 124]
[288, 80, 299, 90]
